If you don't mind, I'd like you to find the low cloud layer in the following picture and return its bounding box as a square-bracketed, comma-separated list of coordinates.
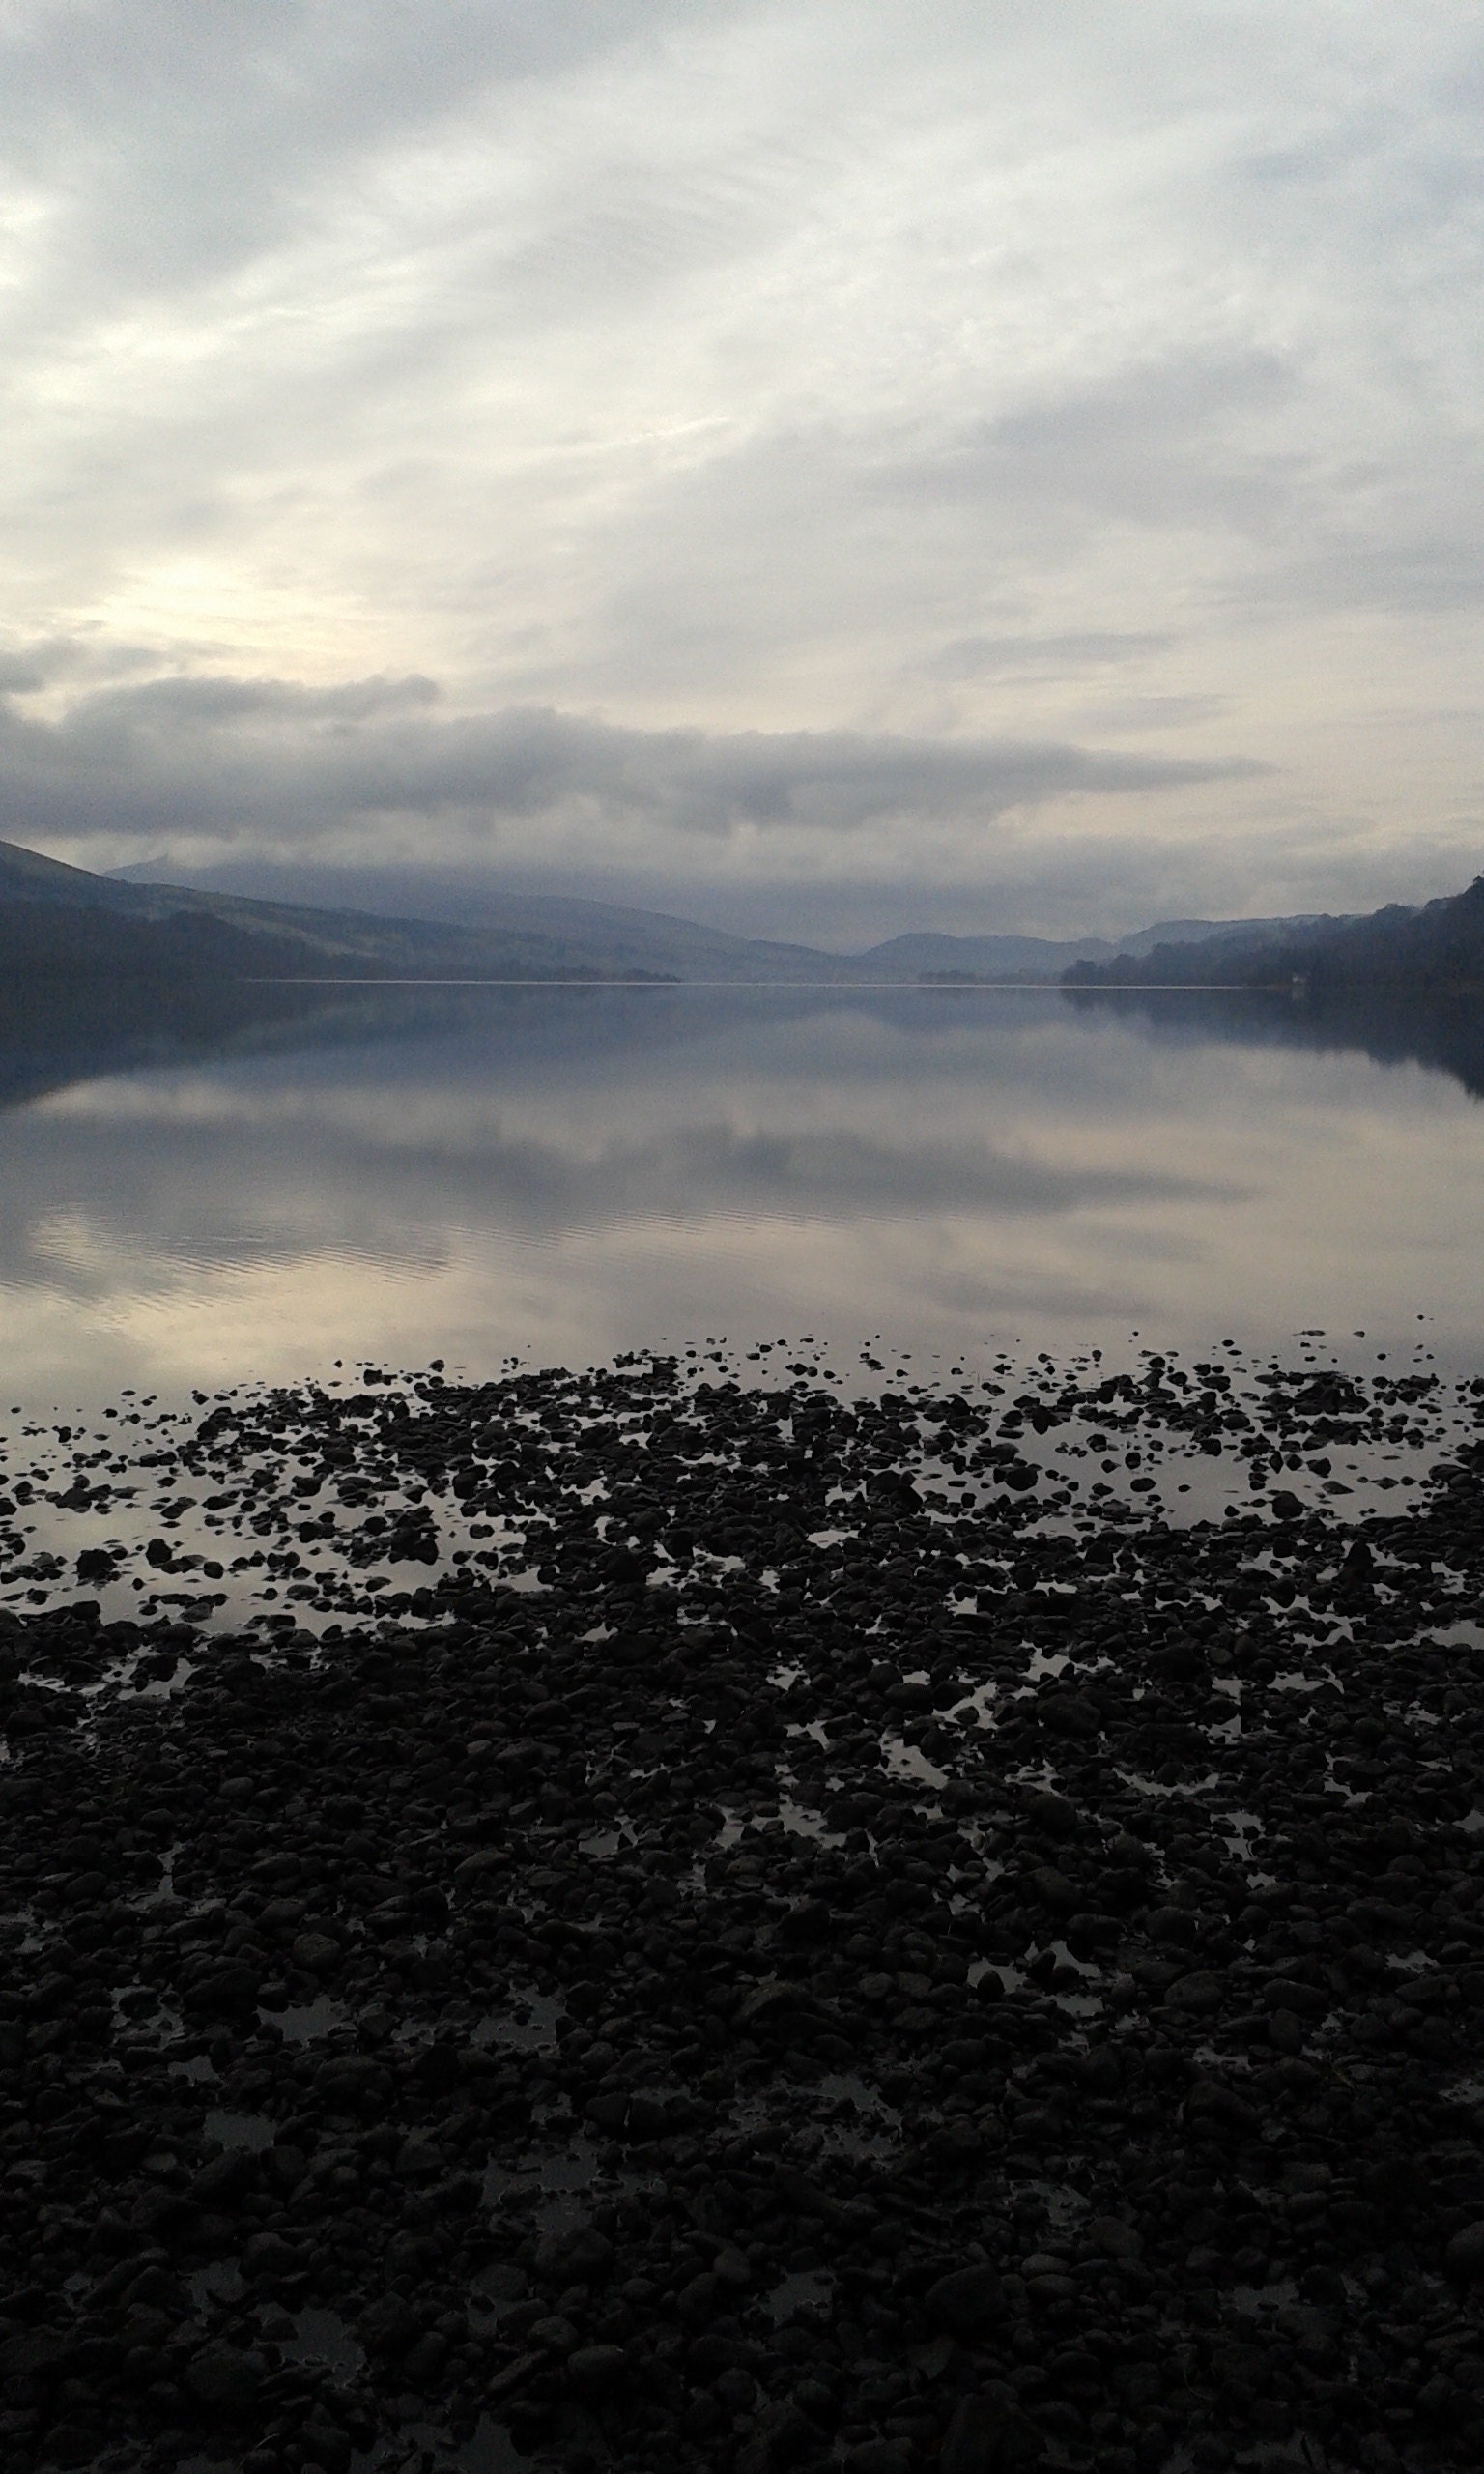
[0, 662, 1258, 872]
[1, 3, 1482, 937]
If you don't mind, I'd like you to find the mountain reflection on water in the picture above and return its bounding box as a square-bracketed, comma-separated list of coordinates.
[1063, 979, 1484, 1103]
[0, 974, 1480, 1402]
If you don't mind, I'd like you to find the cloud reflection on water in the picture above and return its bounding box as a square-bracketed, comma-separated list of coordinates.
[0, 983, 1478, 1400]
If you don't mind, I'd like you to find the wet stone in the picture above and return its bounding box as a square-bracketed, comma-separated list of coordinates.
[940, 2388, 1041, 2474]
[183, 2343, 264, 2420]
[1166, 1969, 1227, 2013]
[1445, 2222, 1484, 2278]
[566, 2342, 629, 2398]
[1087, 2216, 1143, 2260]
[924, 2263, 1006, 2335]
[289, 1931, 341, 1975]
[1, 1343, 1483, 2472]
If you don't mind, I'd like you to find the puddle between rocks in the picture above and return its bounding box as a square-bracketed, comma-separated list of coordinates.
[482, 2136, 604, 2231]
[395, 2412, 534, 2474]
[282, 2303, 365, 2375]
[203, 2107, 274, 2151]
[183, 2418, 535, 2474]
[188, 2259, 247, 2310]
[259, 1992, 347, 2042]
[471, 1990, 564, 2052]
[764, 2266, 836, 2323]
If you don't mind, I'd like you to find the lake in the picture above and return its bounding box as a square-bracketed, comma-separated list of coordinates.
[1, 976, 1481, 1410]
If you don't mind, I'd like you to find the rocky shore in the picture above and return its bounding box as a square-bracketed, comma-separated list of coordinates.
[1, 1353, 1483, 2474]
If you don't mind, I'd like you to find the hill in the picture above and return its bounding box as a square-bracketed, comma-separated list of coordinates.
[1112, 910, 1352, 960]
[0, 835, 1372, 988]
[99, 855, 1119, 983]
[1063, 877, 1484, 993]
[97, 849, 1345, 984]
[0, 840, 680, 984]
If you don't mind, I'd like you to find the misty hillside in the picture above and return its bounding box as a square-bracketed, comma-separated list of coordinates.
[100, 856, 883, 982]
[844, 930, 1117, 977]
[0, 841, 684, 985]
[100, 850, 1343, 984]
[1113, 910, 1354, 959]
[1063, 880, 1484, 992]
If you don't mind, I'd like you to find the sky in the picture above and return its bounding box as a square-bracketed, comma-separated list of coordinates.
[1, 0, 1482, 945]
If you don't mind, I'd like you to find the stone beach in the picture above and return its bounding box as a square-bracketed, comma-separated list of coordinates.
[1, 1349, 1483, 2474]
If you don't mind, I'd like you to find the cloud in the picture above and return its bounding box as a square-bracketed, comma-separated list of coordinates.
[0, 673, 1262, 857]
[880, 354, 1303, 538]
[0, 3, 1481, 939]
[925, 634, 1175, 682]
[0, 653, 49, 696]
[9, 977, 1242, 1294]
[59, 672, 442, 729]
[15, 1089, 1230, 1255]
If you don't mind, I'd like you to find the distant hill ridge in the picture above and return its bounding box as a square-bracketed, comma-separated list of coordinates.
[1, 836, 1364, 984]
[0, 840, 684, 985]
[1066, 878, 1484, 993]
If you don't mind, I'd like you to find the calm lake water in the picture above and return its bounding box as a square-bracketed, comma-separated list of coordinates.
[2, 978, 1482, 1412]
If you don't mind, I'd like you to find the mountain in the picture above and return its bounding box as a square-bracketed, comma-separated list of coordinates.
[0, 835, 1372, 988]
[98, 850, 1344, 983]
[1113, 911, 1353, 959]
[1061, 977, 1484, 1104]
[842, 930, 1118, 978]
[0, 839, 684, 984]
[1064, 880, 1484, 992]
[100, 856, 1115, 982]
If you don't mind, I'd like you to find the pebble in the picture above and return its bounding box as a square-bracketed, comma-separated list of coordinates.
[0, 1344, 1480, 2473]
[924, 2266, 1006, 2336]
[1446, 2223, 1484, 2278]
[183, 2343, 263, 2418]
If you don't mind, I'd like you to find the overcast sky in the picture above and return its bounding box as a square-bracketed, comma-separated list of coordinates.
[2, 0, 1482, 942]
